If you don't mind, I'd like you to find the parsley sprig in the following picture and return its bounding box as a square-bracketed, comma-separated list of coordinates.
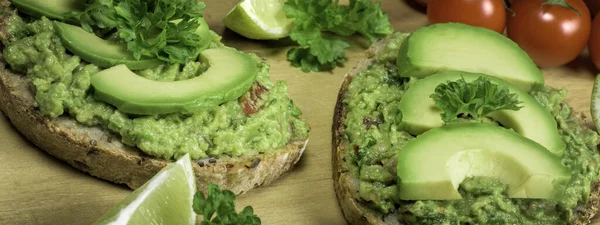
[283, 0, 393, 72]
[193, 184, 261, 225]
[68, 0, 207, 64]
[430, 76, 523, 123]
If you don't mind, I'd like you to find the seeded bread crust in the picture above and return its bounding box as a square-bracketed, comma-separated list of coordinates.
[332, 37, 600, 225]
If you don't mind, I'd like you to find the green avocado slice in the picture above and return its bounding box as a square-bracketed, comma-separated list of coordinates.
[12, 0, 84, 21]
[90, 47, 257, 115]
[397, 123, 571, 201]
[54, 21, 163, 70]
[396, 23, 544, 91]
[53, 19, 212, 70]
[399, 70, 565, 157]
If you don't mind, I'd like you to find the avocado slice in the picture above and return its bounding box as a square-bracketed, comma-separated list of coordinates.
[12, 0, 84, 21]
[399, 71, 565, 156]
[396, 23, 544, 91]
[53, 19, 212, 70]
[397, 123, 571, 200]
[91, 47, 258, 115]
[54, 21, 162, 70]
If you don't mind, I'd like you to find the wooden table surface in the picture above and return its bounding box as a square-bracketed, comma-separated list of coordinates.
[1, 0, 600, 224]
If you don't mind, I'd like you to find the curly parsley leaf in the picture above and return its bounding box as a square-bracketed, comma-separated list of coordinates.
[67, 0, 207, 64]
[287, 35, 349, 72]
[332, 0, 395, 43]
[68, 0, 119, 32]
[283, 0, 393, 72]
[193, 184, 261, 225]
[429, 76, 523, 123]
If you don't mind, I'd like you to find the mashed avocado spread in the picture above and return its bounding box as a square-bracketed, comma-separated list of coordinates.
[342, 32, 600, 224]
[1, 13, 309, 160]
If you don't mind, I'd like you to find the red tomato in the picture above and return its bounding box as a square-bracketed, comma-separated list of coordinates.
[585, 0, 600, 16]
[589, 12, 600, 70]
[239, 82, 268, 115]
[426, 0, 507, 33]
[507, 0, 591, 68]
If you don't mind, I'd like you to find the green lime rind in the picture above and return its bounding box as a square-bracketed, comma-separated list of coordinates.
[223, 0, 293, 40]
[591, 73, 600, 133]
[92, 154, 196, 225]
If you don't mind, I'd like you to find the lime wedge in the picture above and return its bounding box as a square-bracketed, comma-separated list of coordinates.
[592, 73, 600, 132]
[92, 154, 196, 225]
[223, 0, 293, 40]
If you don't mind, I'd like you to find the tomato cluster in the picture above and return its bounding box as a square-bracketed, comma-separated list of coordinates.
[422, 0, 600, 71]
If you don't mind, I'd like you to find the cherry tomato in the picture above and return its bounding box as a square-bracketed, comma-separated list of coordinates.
[506, 0, 591, 68]
[585, 0, 600, 16]
[589, 12, 600, 70]
[427, 0, 507, 33]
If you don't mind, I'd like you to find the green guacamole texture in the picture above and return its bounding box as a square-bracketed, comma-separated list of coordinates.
[342, 32, 600, 224]
[1, 14, 310, 160]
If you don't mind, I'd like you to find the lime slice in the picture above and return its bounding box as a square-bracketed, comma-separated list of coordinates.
[92, 154, 196, 225]
[223, 0, 293, 40]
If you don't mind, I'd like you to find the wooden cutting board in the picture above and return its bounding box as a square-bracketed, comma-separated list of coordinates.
[0, 0, 598, 224]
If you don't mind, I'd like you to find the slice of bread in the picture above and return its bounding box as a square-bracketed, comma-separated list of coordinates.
[0, 4, 309, 194]
[332, 37, 600, 225]
[0, 62, 308, 195]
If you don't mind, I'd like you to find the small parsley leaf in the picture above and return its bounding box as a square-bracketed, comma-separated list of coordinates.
[283, 0, 393, 72]
[67, 0, 207, 64]
[429, 76, 523, 123]
[193, 184, 261, 225]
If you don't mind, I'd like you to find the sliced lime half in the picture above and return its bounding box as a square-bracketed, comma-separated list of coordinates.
[223, 0, 293, 40]
[92, 154, 196, 225]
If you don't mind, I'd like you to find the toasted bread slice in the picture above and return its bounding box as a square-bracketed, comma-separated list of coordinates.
[332, 37, 600, 225]
[0, 0, 309, 195]
[0, 3, 309, 194]
[0, 62, 308, 194]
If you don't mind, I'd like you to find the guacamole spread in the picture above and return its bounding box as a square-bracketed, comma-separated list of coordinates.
[1, 13, 309, 160]
[342, 32, 600, 224]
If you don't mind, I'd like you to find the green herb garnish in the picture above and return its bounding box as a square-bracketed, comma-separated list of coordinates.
[69, 0, 207, 64]
[193, 184, 261, 225]
[282, 0, 393, 72]
[430, 76, 523, 123]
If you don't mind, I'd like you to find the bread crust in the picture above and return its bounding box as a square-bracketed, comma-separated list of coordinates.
[332, 37, 600, 225]
[0, 53, 308, 196]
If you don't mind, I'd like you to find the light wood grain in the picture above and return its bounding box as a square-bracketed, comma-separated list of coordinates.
[0, 0, 598, 224]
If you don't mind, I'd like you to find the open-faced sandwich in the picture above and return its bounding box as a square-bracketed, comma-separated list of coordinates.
[333, 23, 600, 224]
[0, 0, 310, 194]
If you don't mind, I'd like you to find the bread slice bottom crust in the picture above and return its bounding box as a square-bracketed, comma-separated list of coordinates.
[0, 61, 309, 195]
[331, 37, 600, 225]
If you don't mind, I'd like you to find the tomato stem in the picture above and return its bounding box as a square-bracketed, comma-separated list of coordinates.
[542, 0, 582, 15]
